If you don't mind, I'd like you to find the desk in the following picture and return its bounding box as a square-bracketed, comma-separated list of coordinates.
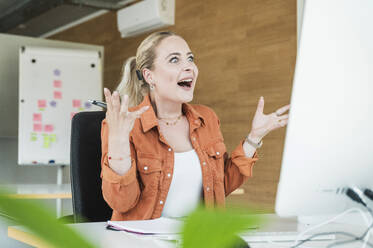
[2, 184, 71, 218]
[7, 214, 372, 248]
[2, 184, 71, 199]
[8, 222, 174, 248]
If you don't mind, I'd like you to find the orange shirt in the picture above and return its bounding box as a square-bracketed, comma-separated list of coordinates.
[100, 95, 258, 221]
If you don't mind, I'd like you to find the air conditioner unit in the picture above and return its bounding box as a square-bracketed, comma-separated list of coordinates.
[117, 0, 175, 38]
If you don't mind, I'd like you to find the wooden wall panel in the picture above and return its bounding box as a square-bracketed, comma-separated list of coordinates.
[50, 0, 296, 212]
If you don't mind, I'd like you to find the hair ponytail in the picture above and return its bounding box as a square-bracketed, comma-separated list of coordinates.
[116, 56, 149, 107]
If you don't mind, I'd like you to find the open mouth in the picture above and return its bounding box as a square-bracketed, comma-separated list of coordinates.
[177, 78, 193, 89]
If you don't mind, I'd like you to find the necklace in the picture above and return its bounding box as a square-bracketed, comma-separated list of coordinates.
[157, 114, 183, 126]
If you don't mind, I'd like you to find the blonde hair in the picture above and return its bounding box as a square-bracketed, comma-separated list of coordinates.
[116, 31, 176, 107]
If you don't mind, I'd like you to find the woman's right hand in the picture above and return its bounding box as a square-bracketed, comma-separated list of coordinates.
[104, 88, 149, 144]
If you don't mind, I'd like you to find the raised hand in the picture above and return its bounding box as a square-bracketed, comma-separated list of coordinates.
[249, 96, 290, 141]
[104, 88, 149, 142]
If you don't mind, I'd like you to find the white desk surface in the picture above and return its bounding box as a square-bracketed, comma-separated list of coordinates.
[8, 214, 372, 248]
[1, 184, 71, 199]
[8, 222, 174, 248]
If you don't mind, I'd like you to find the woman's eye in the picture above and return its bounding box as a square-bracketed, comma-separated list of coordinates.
[188, 56, 194, 62]
[170, 57, 178, 63]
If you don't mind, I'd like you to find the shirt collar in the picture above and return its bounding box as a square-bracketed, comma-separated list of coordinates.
[139, 95, 158, 133]
[139, 94, 205, 133]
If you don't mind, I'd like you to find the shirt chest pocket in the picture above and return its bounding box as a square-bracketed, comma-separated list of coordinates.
[205, 141, 226, 181]
[137, 155, 163, 194]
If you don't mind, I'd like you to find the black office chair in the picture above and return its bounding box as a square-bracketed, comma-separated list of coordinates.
[70, 111, 112, 223]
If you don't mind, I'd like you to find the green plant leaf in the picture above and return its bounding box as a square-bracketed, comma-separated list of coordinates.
[0, 188, 96, 248]
[181, 206, 262, 248]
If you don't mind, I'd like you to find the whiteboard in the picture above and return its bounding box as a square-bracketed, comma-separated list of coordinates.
[18, 46, 102, 165]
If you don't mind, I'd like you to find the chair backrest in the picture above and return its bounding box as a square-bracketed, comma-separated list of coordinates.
[70, 111, 112, 222]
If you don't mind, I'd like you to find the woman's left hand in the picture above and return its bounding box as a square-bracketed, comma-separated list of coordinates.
[249, 96, 290, 141]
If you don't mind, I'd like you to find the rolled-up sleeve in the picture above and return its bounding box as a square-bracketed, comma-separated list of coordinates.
[100, 120, 140, 213]
[223, 140, 259, 196]
[231, 140, 259, 177]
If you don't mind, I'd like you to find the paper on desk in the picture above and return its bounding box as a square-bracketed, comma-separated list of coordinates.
[107, 217, 183, 235]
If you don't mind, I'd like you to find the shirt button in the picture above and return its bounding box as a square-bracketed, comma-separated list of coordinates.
[167, 173, 171, 177]
[206, 187, 210, 191]
[144, 166, 148, 171]
[202, 162, 206, 166]
[216, 151, 220, 155]
[160, 200, 164, 205]
[168, 148, 172, 152]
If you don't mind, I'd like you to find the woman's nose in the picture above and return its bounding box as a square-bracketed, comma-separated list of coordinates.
[183, 64, 193, 71]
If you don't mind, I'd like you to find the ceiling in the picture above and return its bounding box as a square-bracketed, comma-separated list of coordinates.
[0, 0, 137, 37]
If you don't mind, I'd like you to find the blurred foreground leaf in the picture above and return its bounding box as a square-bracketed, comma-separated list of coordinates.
[181, 206, 262, 248]
[0, 188, 96, 248]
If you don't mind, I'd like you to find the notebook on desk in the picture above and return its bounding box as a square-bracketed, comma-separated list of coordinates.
[107, 217, 183, 235]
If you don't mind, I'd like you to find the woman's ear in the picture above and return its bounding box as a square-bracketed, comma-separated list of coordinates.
[142, 68, 153, 85]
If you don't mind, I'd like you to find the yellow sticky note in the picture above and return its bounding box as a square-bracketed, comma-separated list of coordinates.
[50, 134, 57, 143]
[43, 141, 50, 148]
[30, 133, 37, 142]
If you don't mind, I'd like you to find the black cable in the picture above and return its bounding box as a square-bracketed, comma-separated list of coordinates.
[346, 187, 367, 207]
[364, 189, 373, 201]
[346, 187, 373, 221]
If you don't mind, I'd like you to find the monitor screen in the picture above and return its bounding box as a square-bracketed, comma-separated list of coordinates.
[275, 0, 373, 217]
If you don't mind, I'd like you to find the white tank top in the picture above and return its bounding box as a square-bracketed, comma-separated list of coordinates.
[161, 149, 203, 218]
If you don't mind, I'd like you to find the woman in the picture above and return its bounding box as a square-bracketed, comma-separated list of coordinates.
[101, 31, 289, 221]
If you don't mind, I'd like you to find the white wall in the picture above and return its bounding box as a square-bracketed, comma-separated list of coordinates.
[297, 0, 305, 46]
[0, 33, 104, 248]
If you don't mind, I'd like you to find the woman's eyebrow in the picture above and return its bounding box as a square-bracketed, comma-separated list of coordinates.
[165, 52, 193, 59]
[165, 52, 180, 59]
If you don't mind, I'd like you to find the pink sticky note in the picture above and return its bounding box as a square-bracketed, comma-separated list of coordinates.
[44, 124, 54, 132]
[33, 123, 43, 132]
[53, 80, 62, 88]
[71, 112, 77, 119]
[72, 99, 81, 108]
[33, 113, 42, 122]
[54, 91, 62, 99]
[38, 100, 46, 108]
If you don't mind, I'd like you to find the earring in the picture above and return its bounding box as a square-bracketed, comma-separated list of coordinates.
[150, 84, 155, 90]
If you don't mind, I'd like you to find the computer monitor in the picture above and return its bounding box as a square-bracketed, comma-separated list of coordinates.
[275, 0, 373, 218]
